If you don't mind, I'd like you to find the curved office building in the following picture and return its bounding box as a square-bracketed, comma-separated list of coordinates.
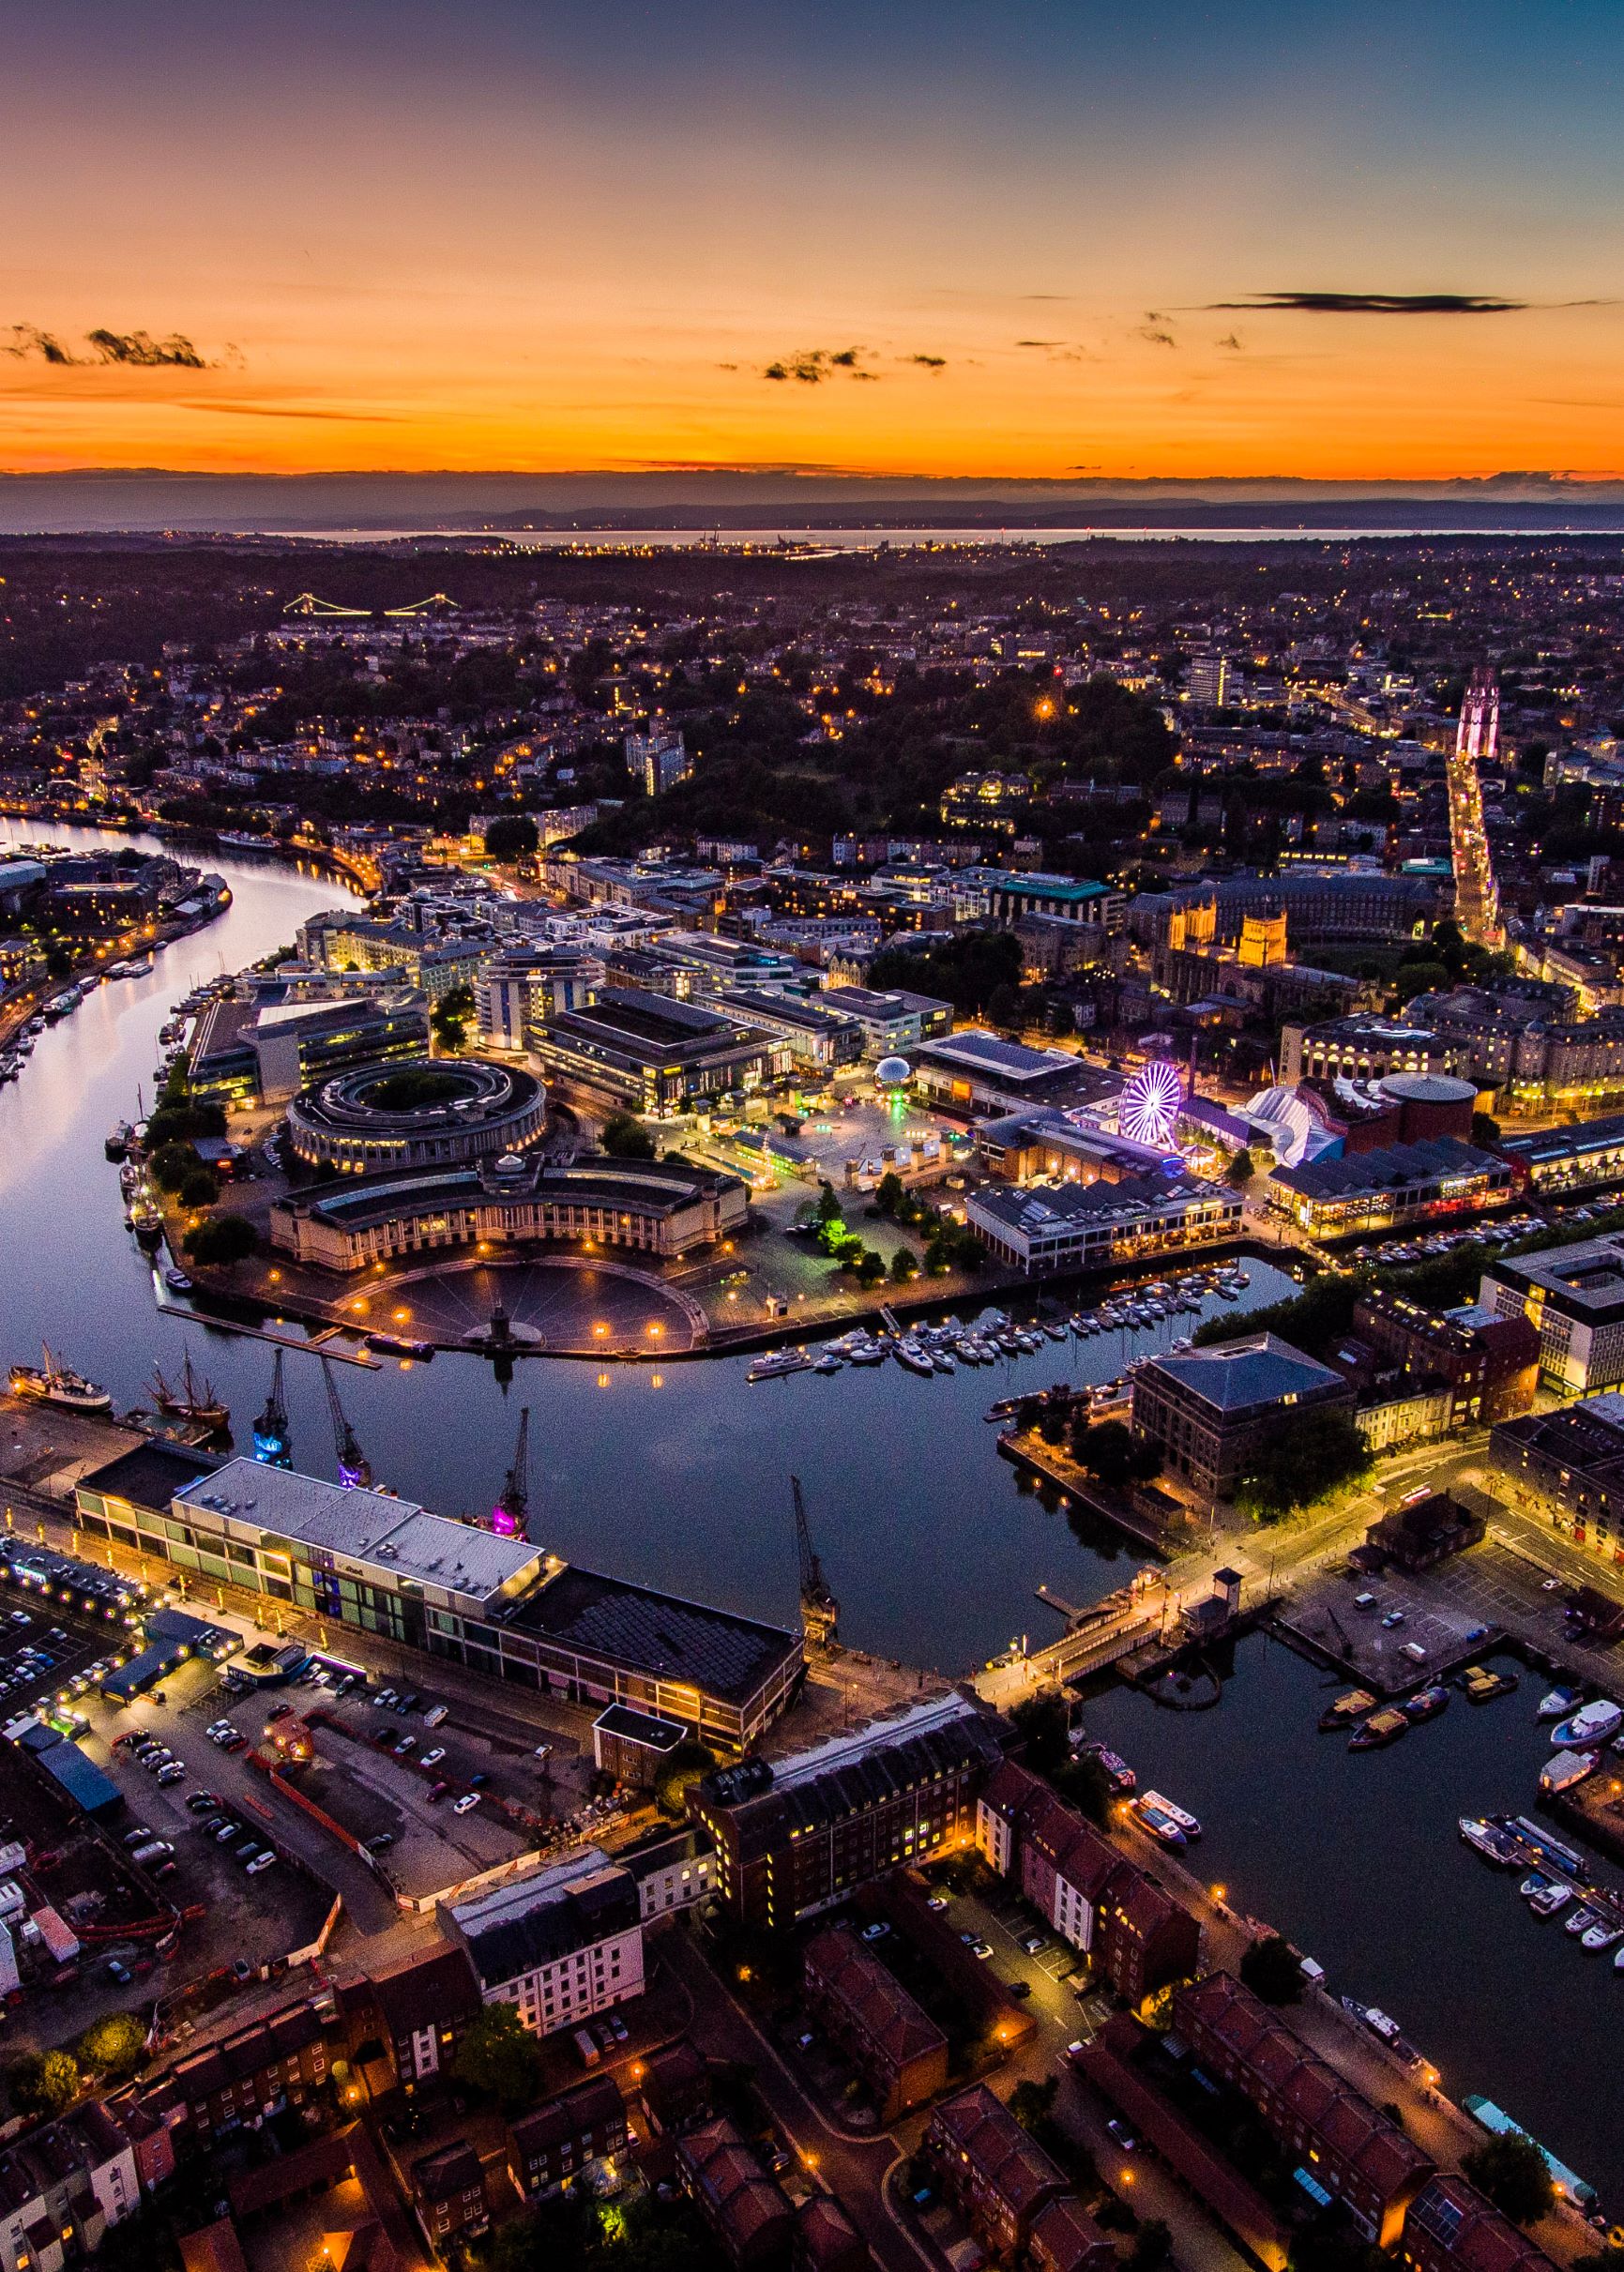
[286, 1055, 547, 1174]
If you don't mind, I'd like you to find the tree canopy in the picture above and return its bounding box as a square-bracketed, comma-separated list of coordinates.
[1462, 2137, 1556, 2227]
[452, 2003, 542, 2109]
[1235, 1407, 1371, 1522]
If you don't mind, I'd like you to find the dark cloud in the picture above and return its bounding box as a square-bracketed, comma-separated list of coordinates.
[1210, 292, 1525, 315]
[1139, 325, 1176, 347]
[3, 325, 75, 364]
[4, 324, 213, 368]
[1216, 332, 1242, 351]
[1016, 339, 1061, 349]
[86, 328, 207, 367]
[757, 345, 942, 385]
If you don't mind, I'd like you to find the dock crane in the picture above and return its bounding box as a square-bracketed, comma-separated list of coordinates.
[493, 1407, 531, 1539]
[792, 1475, 839, 1654]
[251, 1350, 292, 1468]
[322, 1356, 372, 1490]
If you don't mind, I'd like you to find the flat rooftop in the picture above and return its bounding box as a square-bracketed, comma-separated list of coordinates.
[1487, 1234, 1624, 1317]
[81, 1440, 221, 1513]
[512, 1562, 799, 1705]
[174, 1459, 545, 1602]
[917, 1029, 1079, 1081]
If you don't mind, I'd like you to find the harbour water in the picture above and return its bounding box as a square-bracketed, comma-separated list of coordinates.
[1085, 1638, 1624, 2209]
[0, 821, 1291, 1674]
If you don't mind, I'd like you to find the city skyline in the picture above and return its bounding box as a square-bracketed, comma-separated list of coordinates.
[5, 0, 1624, 481]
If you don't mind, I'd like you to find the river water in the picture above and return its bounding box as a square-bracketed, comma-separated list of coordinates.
[0, 821, 1292, 1675]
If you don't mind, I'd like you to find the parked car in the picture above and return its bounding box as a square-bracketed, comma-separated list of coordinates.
[419, 1748, 447, 1770]
[453, 1793, 481, 1816]
[1106, 2119, 1138, 2151]
[246, 1852, 277, 1876]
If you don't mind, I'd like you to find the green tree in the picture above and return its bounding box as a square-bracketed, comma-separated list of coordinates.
[874, 1171, 905, 1217]
[431, 983, 476, 1052]
[889, 1245, 919, 1283]
[1009, 2076, 1058, 2131]
[1129, 2219, 1174, 2271]
[814, 1180, 843, 1225]
[1010, 1689, 1070, 1776]
[600, 1111, 657, 1159]
[9, 2046, 80, 2116]
[1238, 1933, 1303, 2005]
[1235, 1408, 1372, 1522]
[986, 981, 1023, 1034]
[1462, 2137, 1556, 2227]
[1227, 1146, 1256, 1188]
[148, 1139, 200, 1192]
[184, 1212, 258, 1266]
[483, 813, 539, 858]
[852, 1247, 888, 1289]
[1472, 1110, 1502, 1148]
[78, 2012, 147, 2080]
[452, 2003, 542, 2109]
[178, 1167, 220, 1209]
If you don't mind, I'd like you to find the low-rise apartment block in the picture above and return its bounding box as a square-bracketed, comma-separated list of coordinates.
[508, 2074, 629, 2200]
[802, 1925, 949, 2119]
[445, 1848, 645, 2037]
[975, 1762, 1200, 2001]
[1174, 1973, 1432, 2247]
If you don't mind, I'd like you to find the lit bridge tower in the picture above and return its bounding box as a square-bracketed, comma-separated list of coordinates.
[1448, 667, 1507, 949]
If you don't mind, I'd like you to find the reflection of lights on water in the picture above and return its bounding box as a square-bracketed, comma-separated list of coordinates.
[597, 1371, 610, 1387]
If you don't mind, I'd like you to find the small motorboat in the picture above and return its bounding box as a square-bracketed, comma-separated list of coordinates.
[1537, 1684, 1583, 1721]
[1540, 1749, 1600, 1795]
[1552, 1699, 1624, 1749]
[1582, 1918, 1624, 1953]
[1527, 1881, 1575, 1918]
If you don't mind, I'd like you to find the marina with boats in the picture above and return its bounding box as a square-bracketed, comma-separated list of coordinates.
[744, 1265, 1252, 1387]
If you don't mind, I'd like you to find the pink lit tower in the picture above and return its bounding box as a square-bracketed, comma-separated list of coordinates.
[1447, 667, 1506, 948]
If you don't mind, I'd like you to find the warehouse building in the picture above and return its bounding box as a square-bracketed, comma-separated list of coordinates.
[72, 1458, 801, 1752]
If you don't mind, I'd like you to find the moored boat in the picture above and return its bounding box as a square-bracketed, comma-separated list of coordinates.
[1131, 1798, 1187, 1850]
[1458, 1816, 1525, 1865]
[1536, 1684, 1582, 1721]
[151, 1352, 230, 1431]
[1319, 1687, 1377, 1731]
[1141, 1788, 1202, 1839]
[1459, 1663, 1518, 1703]
[1401, 1684, 1449, 1724]
[9, 1344, 113, 1414]
[1349, 1706, 1409, 1750]
[1540, 1749, 1600, 1795]
[1551, 1698, 1623, 1749]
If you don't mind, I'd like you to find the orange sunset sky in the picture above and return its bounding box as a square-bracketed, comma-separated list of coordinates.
[4, 0, 1623, 483]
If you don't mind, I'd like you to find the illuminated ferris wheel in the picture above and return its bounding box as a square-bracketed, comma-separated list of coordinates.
[1119, 1058, 1184, 1148]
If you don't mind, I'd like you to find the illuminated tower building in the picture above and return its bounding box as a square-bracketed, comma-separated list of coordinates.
[1448, 668, 1506, 949]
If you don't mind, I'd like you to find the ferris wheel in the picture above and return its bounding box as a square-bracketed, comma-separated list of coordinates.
[1119, 1057, 1184, 1148]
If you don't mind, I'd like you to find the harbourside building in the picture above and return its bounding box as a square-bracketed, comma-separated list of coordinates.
[531, 986, 794, 1115]
[72, 1457, 801, 1751]
[1264, 1136, 1513, 1243]
[1490, 1393, 1624, 1565]
[911, 1029, 1115, 1118]
[268, 1151, 748, 1270]
[1478, 1234, 1624, 1395]
[1494, 1111, 1624, 1197]
[1176, 1973, 1432, 2247]
[188, 991, 431, 1109]
[965, 1174, 1241, 1276]
[444, 1848, 645, 2038]
[975, 1761, 1200, 2001]
[688, 1693, 1004, 1927]
[1130, 1335, 1357, 1500]
[284, 1056, 547, 1174]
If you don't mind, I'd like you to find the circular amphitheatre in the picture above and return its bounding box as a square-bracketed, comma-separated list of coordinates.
[343, 1254, 707, 1356]
[287, 1055, 546, 1174]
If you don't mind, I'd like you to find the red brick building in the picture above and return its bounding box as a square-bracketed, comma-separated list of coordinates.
[508, 2074, 629, 2200]
[924, 2085, 1110, 2266]
[976, 1762, 1201, 2002]
[1174, 1974, 1432, 2247]
[676, 2118, 796, 2270]
[1351, 1290, 1538, 1429]
[153, 1997, 337, 2143]
[409, 2140, 487, 2247]
[1402, 2175, 1560, 2272]
[802, 1927, 949, 2120]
